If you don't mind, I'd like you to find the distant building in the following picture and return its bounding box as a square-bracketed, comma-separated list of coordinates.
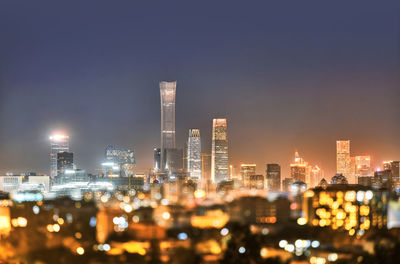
[57, 152, 73, 176]
[28, 175, 50, 192]
[266, 164, 281, 191]
[131, 174, 145, 190]
[187, 129, 201, 181]
[310, 165, 322, 188]
[330, 173, 348, 185]
[336, 140, 352, 180]
[290, 152, 307, 182]
[358, 176, 373, 187]
[201, 153, 212, 190]
[160, 81, 177, 172]
[105, 145, 136, 177]
[0, 175, 23, 193]
[49, 134, 69, 182]
[240, 164, 256, 188]
[373, 169, 393, 189]
[211, 118, 228, 184]
[282, 178, 295, 192]
[383, 161, 400, 183]
[153, 148, 162, 172]
[249, 174, 264, 189]
[355, 156, 372, 178]
[165, 148, 183, 177]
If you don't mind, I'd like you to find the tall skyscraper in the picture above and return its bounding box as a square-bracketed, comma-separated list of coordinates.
[56, 152, 73, 184]
[290, 151, 307, 183]
[211, 118, 228, 184]
[241, 164, 256, 188]
[160, 81, 176, 172]
[266, 164, 281, 191]
[336, 140, 351, 179]
[50, 134, 69, 181]
[187, 129, 201, 181]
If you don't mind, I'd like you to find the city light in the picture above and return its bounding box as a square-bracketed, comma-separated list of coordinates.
[0, 4, 398, 263]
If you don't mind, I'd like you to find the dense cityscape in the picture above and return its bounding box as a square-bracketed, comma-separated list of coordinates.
[1, 1, 400, 264]
[0, 80, 399, 264]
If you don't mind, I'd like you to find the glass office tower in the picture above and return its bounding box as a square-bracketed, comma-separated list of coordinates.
[211, 118, 228, 184]
[160, 81, 176, 172]
[187, 129, 201, 181]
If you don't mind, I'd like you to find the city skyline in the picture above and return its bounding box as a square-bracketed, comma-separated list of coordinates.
[0, 1, 400, 178]
[1, 2, 400, 263]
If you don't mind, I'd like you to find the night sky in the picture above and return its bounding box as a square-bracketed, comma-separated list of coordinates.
[0, 1, 399, 178]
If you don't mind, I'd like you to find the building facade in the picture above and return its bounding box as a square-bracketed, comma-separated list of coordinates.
[201, 153, 212, 189]
[211, 119, 228, 184]
[240, 164, 256, 188]
[56, 152, 73, 176]
[187, 129, 201, 181]
[50, 134, 69, 182]
[336, 140, 352, 180]
[104, 145, 136, 178]
[160, 81, 176, 172]
[266, 164, 281, 191]
[355, 156, 372, 178]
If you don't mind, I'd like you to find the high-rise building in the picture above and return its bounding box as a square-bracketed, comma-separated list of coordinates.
[160, 81, 176, 172]
[355, 156, 372, 177]
[266, 164, 281, 191]
[310, 165, 322, 188]
[164, 148, 183, 176]
[153, 148, 161, 172]
[211, 118, 228, 184]
[104, 145, 136, 178]
[187, 129, 201, 181]
[201, 153, 212, 190]
[249, 175, 264, 189]
[241, 164, 256, 188]
[56, 152, 73, 176]
[290, 151, 307, 183]
[50, 134, 69, 181]
[336, 140, 351, 179]
[383, 161, 400, 183]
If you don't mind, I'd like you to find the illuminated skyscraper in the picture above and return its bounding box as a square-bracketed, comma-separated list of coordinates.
[187, 129, 201, 181]
[290, 151, 307, 183]
[336, 140, 351, 179]
[211, 118, 228, 184]
[266, 164, 281, 191]
[160, 81, 176, 172]
[50, 134, 69, 181]
[241, 164, 256, 188]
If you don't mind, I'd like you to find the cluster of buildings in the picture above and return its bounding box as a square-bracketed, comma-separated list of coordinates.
[1, 80, 400, 263]
[1, 81, 399, 201]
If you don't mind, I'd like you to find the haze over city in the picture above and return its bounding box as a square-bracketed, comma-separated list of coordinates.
[1, 1, 399, 177]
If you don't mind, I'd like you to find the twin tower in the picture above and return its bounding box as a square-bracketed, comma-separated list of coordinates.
[159, 81, 228, 184]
